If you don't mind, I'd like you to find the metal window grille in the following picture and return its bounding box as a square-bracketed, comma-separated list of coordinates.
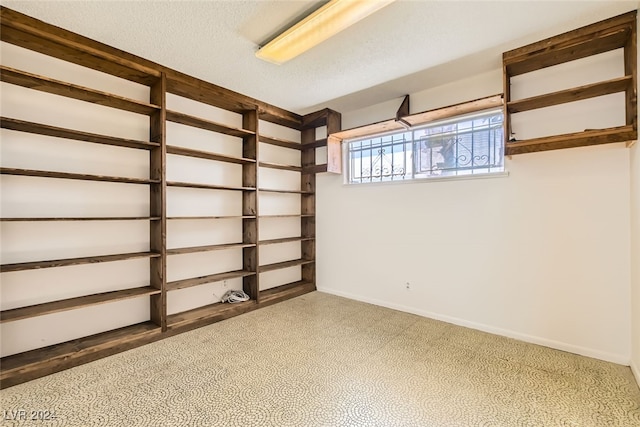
[347, 110, 504, 184]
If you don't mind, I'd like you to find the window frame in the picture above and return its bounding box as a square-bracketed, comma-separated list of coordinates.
[343, 107, 506, 185]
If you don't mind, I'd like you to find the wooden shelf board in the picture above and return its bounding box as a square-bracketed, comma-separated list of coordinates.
[505, 25, 632, 77]
[0, 66, 160, 115]
[259, 236, 314, 245]
[167, 270, 256, 291]
[167, 215, 256, 220]
[507, 76, 633, 113]
[166, 110, 254, 138]
[0, 321, 161, 387]
[1, 287, 160, 323]
[259, 135, 302, 150]
[259, 188, 313, 194]
[167, 181, 255, 191]
[301, 139, 327, 149]
[260, 214, 314, 218]
[167, 300, 256, 330]
[331, 118, 404, 141]
[0, 217, 160, 222]
[0, 117, 159, 150]
[506, 125, 636, 155]
[403, 94, 504, 127]
[302, 164, 328, 174]
[258, 259, 314, 273]
[167, 145, 255, 164]
[259, 281, 315, 305]
[0, 167, 159, 185]
[258, 161, 302, 172]
[167, 242, 255, 255]
[1, 251, 161, 273]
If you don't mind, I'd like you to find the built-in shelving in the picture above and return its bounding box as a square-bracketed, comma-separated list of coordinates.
[260, 214, 314, 218]
[506, 76, 633, 114]
[503, 11, 637, 154]
[259, 135, 302, 150]
[167, 145, 255, 164]
[0, 5, 340, 388]
[167, 300, 255, 330]
[258, 259, 314, 273]
[167, 215, 256, 220]
[260, 281, 315, 306]
[259, 188, 313, 194]
[0, 217, 160, 221]
[166, 110, 254, 138]
[0, 251, 161, 273]
[0, 287, 161, 323]
[259, 236, 314, 245]
[167, 181, 255, 191]
[258, 161, 302, 172]
[504, 125, 636, 155]
[0, 117, 160, 150]
[167, 270, 256, 291]
[0, 321, 161, 388]
[166, 242, 255, 255]
[0, 66, 161, 115]
[0, 167, 159, 185]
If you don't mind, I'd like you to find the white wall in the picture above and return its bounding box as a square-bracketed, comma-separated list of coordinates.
[630, 5, 640, 385]
[632, 132, 640, 382]
[317, 54, 633, 364]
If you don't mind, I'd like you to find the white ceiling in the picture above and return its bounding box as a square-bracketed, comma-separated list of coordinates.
[2, 0, 637, 115]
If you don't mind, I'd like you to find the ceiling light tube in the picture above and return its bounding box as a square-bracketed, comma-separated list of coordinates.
[256, 0, 396, 65]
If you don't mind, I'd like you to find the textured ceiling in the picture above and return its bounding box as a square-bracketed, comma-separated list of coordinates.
[2, 0, 637, 115]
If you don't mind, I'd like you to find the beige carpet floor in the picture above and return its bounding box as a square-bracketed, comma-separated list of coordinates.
[1, 291, 639, 426]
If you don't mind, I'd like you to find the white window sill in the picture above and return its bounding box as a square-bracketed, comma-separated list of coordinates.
[344, 171, 509, 187]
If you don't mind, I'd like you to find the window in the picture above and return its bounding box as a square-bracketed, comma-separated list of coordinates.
[346, 109, 504, 184]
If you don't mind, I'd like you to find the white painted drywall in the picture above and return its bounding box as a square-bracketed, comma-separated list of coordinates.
[631, 132, 640, 383]
[630, 6, 640, 386]
[317, 55, 633, 364]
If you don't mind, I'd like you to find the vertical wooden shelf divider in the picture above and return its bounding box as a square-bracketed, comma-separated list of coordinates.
[301, 126, 316, 286]
[242, 109, 259, 301]
[149, 73, 167, 331]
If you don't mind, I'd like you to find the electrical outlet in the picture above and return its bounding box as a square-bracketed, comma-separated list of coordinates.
[223, 280, 228, 288]
[406, 282, 411, 290]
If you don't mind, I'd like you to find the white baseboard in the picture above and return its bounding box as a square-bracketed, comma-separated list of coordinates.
[318, 287, 630, 366]
[632, 361, 640, 388]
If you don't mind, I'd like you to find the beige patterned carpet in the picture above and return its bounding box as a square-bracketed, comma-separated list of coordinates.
[1, 291, 639, 426]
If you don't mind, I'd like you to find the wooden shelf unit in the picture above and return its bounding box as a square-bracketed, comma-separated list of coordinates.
[503, 11, 637, 154]
[0, 5, 341, 388]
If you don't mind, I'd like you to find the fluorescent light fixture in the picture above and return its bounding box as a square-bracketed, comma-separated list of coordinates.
[256, 0, 395, 65]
